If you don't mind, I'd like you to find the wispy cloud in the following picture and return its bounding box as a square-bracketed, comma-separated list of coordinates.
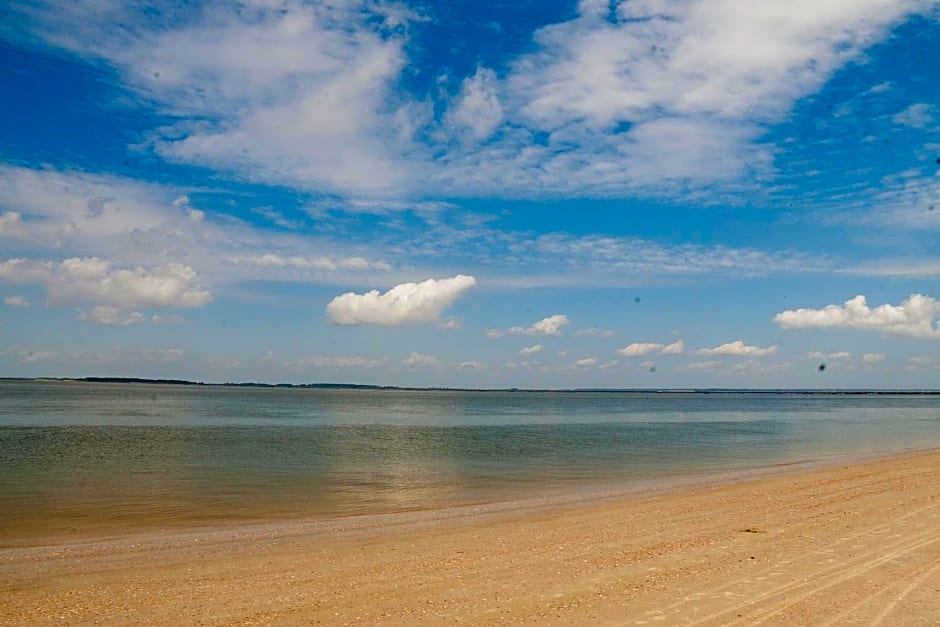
[575, 328, 615, 337]
[892, 103, 937, 129]
[402, 352, 441, 368]
[3, 295, 28, 307]
[11, 0, 933, 200]
[285, 355, 385, 369]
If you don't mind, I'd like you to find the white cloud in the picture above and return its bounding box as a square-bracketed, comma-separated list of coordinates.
[660, 339, 685, 355]
[326, 274, 476, 326]
[287, 355, 385, 369]
[457, 360, 486, 370]
[15, 1, 929, 200]
[697, 341, 778, 357]
[0, 165, 420, 294]
[3, 295, 28, 307]
[0, 211, 25, 237]
[20, 350, 59, 363]
[618, 342, 665, 357]
[0, 165, 182, 249]
[575, 327, 616, 337]
[863, 353, 886, 363]
[78, 305, 145, 327]
[618, 339, 685, 357]
[235, 254, 391, 272]
[151, 313, 184, 324]
[490, 314, 570, 337]
[432, 0, 926, 197]
[519, 344, 544, 355]
[250, 206, 302, 230]
[684, 360, 722, 371]
[907, 356, 939, 369]
[448, 67, 504, 140]
[401, 352, 441, 368]
[573, 357, 598, 367]
[17, 1, 421, 195]
[156, 348, 185, 361]
[0, 257, 211, 308]
[774, 294, 940, 339]
[892, 103, 936, 129]
[806, 351, 852, 360]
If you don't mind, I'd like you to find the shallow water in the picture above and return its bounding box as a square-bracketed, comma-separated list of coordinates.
[1, 380, 939, 540]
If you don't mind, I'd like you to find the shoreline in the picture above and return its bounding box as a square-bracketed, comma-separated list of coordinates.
[3, 447, 939, 624]
[1, 444, 930, 550]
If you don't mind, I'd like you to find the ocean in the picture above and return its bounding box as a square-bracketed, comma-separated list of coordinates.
[1, 380, 939, 542]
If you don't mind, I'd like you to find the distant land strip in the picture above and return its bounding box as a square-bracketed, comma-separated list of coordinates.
[1, 377, 939, 394]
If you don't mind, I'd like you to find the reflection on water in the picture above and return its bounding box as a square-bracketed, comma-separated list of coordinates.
[1, 381, 938, 541]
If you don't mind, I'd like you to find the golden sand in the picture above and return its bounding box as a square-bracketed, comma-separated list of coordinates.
[2, 449, 939, 625]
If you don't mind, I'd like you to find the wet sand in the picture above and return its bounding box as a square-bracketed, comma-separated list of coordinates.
[2, 449, 939, 625]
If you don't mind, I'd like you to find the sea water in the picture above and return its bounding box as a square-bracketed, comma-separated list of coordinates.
[1, 380, 939, 540]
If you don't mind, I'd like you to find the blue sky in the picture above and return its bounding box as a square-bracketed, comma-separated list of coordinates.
[1, 0, 939, 388]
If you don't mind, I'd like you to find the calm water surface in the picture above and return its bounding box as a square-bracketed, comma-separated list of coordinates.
[2, 380, 939, 540]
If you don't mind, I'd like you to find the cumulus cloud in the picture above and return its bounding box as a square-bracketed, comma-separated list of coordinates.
[78, 305, 145, 327]
[0, 257, 211, 308]
[863, 353, 886, 363]
[697, 341, 778, 357]
[618, 342, 665, 357]
[618, 339, 685, 357]
[660, 339, 685, 355]
[401, 352, 441, 368]
[3, 295, 28, 307]
[519, 344, 543, 355]
[326, 275, 476, 326]
[806, 351, 852, 360]
[775, 294, 940, 339]
[573, 357, 598, 367]
[489, 314, 570, 338]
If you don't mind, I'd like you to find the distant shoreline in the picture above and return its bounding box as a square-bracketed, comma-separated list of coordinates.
[2, 376, 939, 394]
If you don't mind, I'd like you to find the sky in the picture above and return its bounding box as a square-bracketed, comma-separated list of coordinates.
[1, 0, 939, 388]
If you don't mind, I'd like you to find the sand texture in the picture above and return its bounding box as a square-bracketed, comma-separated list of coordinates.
[2, 449, 939, 625]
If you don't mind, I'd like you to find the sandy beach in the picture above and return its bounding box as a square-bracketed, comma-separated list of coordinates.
[2, 448, 939, 625]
